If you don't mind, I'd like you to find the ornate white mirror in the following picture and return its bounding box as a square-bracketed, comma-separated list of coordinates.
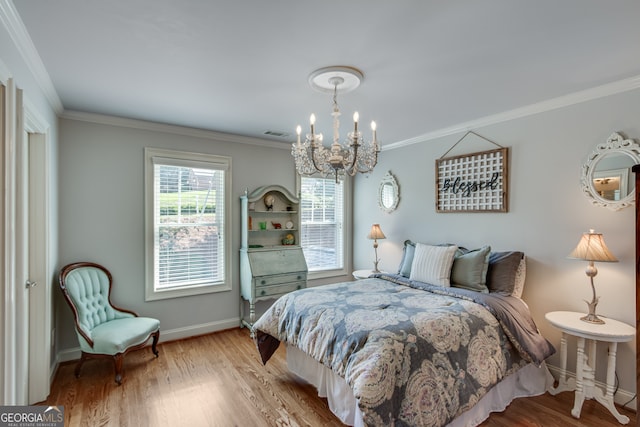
[581, 132, 640, 211]
[378, 171, 399, 213]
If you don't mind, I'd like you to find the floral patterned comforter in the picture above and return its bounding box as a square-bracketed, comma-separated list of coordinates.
[254, 274, 554, 427]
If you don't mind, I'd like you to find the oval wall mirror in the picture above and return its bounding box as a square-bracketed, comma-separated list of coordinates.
[581, 132, 640, 211]
[378, 171, 399, 213]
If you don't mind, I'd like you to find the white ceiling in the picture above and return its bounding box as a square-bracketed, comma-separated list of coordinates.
[10, 0, 640, 147]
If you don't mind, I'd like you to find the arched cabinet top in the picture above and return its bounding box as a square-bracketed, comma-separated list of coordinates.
[244, 185, 299, 204]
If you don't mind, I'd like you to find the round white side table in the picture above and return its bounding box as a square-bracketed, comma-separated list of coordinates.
[545, 310, 635, 424]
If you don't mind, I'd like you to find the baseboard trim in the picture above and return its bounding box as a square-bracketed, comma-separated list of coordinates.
[546, 364, 636, 411]
[54, 317, 242, 364]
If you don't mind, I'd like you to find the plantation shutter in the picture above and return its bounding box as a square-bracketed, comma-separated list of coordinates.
[300, 177, 344, 271]
[152, 156, 227, 289]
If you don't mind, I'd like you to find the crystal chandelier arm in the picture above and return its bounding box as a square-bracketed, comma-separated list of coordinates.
[310, 141, 324, 173]
[345, 134, 361, 176]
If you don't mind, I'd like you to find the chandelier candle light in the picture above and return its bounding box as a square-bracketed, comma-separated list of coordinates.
[292, 66, 380, 182]
[567, 229, 618, 324]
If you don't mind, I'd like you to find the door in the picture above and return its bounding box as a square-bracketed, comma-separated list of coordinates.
[17, 127, 51, 404]
[1, 78, 51, 405]
[27, 131, 50, 403]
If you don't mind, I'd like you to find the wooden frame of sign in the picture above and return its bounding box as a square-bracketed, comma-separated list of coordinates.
[435, 147, 509, 213]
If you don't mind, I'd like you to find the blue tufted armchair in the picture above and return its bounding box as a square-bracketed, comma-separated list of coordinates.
[58, 262, 160, 385]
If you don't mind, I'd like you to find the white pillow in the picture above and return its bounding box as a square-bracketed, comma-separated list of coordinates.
[409, 243, 458, 287]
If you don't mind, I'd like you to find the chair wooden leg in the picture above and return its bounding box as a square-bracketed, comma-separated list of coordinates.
[75, 352, 88, 378]
[113, 353, 124, 385]
[151, 330, 160, 357]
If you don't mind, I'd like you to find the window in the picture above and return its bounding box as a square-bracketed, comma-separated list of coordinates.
[145, 148, 231, 300]
[299, 176, 349, 276]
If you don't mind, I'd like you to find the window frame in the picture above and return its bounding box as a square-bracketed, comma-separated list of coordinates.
[144, 147, 232, 301]
[297, 174, 352, 280]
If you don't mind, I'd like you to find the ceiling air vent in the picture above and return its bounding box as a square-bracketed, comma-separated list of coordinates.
[263, 130, 290, 138]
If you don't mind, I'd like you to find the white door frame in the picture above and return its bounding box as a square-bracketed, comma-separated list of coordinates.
[2, 78, 20, 405]
[1, 75, 52, 405]
[14, 98, 28, 405]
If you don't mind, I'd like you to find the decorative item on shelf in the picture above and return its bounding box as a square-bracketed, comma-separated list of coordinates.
[272, 222, 282, 229]
[291, 66, 380, 183]
[248, 216, 252, 230]
[367, 224, 386, 273]
[567, 229, 618, 324]
[259, 221, 267, 230]
[285, 221, 294, 229]
[264, 193, 275, 211]
[282, 234, 295, 245]
[286, 206, 293, 211]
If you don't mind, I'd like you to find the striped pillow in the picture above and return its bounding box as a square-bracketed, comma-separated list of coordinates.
[409, 243, 458, 287]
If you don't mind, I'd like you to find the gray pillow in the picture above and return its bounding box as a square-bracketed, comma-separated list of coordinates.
[451, 246, 491, 292]
[397, 240, 416, 277]
[486, 251, 525, 295]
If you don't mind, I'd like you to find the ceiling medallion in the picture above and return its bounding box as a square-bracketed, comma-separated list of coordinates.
[291, 66, 380, 182]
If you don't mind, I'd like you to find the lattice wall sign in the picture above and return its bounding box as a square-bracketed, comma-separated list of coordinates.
[435, 147, 509, 213]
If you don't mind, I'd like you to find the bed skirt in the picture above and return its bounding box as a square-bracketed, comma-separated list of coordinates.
[286, 344, 554, 426]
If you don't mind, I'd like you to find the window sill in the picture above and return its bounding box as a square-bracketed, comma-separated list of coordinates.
[145, 282, 232, 301]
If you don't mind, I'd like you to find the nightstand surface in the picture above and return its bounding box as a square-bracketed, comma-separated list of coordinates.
[545, 310, 635, 424]
[545, 311, 635, 341]
[352, 269, 383, 279]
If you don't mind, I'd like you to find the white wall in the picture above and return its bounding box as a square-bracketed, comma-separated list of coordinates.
[353, 88, 640, 398]
[56, 115, 350, 353]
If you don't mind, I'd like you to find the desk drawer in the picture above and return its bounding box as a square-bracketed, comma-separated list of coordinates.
[255, 281, 305, 297]
[255, 272, 306, 287]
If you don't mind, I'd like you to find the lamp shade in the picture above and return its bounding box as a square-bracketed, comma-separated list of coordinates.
[367, 224, 386, 240]
[568, 229, 618, 262]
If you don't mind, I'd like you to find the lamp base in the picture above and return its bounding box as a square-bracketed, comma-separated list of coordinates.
[580, 313, 605, 324]
[581, 277, 605, 324]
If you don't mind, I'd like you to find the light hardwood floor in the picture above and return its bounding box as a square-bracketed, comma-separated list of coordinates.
[41, 328, 635, 426]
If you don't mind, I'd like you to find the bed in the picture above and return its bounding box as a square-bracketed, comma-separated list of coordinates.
[253, 243, 555, 426]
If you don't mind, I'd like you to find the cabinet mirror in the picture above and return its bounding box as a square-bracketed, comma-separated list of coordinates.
[581, 132, 640, 211]
[378, 171, 399, 213]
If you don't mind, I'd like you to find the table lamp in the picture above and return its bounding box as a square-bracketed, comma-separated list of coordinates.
[367, 224, 386, 273]
[567, 229, 618, 324]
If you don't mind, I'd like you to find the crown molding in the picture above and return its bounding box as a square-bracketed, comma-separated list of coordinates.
[1, 58, 52, 133]
[384, 74, 640, 151]
[61, 110, 291, 150]
[0, 0, 63, 113]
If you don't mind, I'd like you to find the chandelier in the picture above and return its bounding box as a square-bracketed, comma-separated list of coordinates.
[291, 66, 380, 182]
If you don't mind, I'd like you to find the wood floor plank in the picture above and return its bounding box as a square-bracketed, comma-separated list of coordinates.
[40, 328, 635, 426]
